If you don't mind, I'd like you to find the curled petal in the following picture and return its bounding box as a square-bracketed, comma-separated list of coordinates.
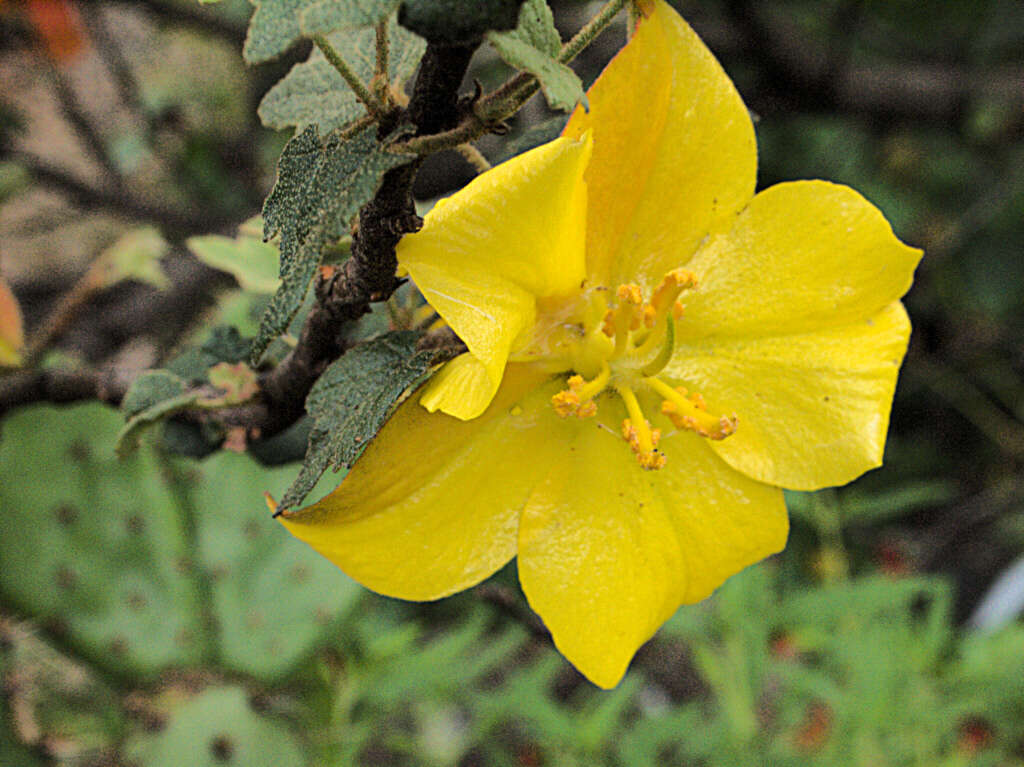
[398, 137, 590, 418]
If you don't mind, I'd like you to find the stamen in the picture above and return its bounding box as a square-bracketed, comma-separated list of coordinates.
[628, 271, 696, 366]
[651, 269, 697, 315]
[645, 376, 737, 440]
[551, 363, 609, 419]
[615, 383, 666, 470]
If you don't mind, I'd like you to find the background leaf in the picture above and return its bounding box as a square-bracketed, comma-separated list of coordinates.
[94, 226, 170, 290]
[258, 18, 425, 135]
[187, 217, 281, 294]
[299, 0, 401, 37]
[123, 686, 304, 767]
[487, 0, 585, 113]
[252, 124, 410, 363]
[244, 0, 397, 64]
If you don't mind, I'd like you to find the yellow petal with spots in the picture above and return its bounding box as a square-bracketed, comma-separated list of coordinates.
[677, 181, 922, 340]
[517, 396, 787, 689]
[667, 302, 912, 490]
[398, 136, 591, 418]
[563, 0, 756, 289]
[279, 364, 574, 600]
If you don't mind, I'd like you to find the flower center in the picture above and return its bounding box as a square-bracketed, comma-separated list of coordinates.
[550, 269, 737, 470]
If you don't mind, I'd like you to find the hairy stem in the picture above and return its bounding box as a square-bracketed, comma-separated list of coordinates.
[373, 19, 390, 104]
[396, 0, 629, 155]
[314, 35, 386, 120]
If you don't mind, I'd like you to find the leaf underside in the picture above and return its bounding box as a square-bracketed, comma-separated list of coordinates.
[278, 331, 440, 510]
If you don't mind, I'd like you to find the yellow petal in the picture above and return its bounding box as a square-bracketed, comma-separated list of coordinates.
[279, 364, 575, 600]
[667, 302, 912, 490]
[677, 181, 923, 339]
[398, 136, 591, 417]
[563, 0, 756, 289]
[517, 395, 787, 688]
[405, 260, 535, 419]
[418, 352, 497, 420]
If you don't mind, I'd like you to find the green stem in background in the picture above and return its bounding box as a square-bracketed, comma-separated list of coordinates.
[396, 0, 629, 155]
[373, 19, 390, 104]
[314, 35, 385, 120]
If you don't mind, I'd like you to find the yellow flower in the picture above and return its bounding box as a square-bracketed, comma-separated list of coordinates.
[278, 0, 921, 688]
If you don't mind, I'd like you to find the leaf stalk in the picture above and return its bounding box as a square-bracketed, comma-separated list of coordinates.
[314, 35, 386, 120]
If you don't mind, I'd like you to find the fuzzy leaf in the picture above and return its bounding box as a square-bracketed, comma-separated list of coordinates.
[278, 331, 439, 510]
[167, 326, 253, 384]
[299, 0, 400, 37]
[259, 18, 424, 134]
[252, 124, 410, 363]
[187, 218, 281, 294]
[245, 0, 396, 64]
[0, 275, 24, 367]
[487, 0, 585, 113]
[117, 371, 200, 456]
[121, 370, 189, 418]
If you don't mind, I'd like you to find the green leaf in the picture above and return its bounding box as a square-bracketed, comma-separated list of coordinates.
[123, 686, 304, 767]
[186, 217, 281, 294]
[95, 226, 170, 290]
[117, 372, 201, 457]
[278, 331, 440, 510]
[0, 404, 210, 680]
[244, 0, 396, 64]
[167, 326, 252, 383]
[252, 124, 410, 363]
[121, 370, 189, 418]
[191, 452, 363, 680]
[487, 0, 585, 113]
[299, 0, 400, 37]
[258, 18, 425, 134]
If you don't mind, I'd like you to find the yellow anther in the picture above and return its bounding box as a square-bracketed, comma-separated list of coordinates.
[643, 305, 658, 328]
[616, 283, 644, 305]
[551, 365, 609, 419]
[672, 301, 685, 319]
[551, 390, 581, 418]
[647, 375, 737, 441]
[652, 269, 697, 312]
[615, 384, 666, 470]
[601, 309, 616, 337]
